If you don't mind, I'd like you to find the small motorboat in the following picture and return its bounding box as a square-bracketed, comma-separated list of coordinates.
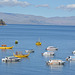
[35, 38, 41, 46]
[72, 50, 75, 54]
[13, 51, 30, 58]
[46, 60, 65, 65]
[25, 49, 34, 53]
[42, 52, 54, 56]
[36, 42, 41, 46]
[0, 45, 14, 49]
[46, 46, 58, 51]
[66, 56, 75, 61]
[2, 56, 21, 62]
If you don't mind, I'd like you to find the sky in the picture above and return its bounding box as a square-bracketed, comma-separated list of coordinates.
[0, 0, 75, 17]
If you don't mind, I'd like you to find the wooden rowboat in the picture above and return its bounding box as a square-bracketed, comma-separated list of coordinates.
[0, 46, 14, 49]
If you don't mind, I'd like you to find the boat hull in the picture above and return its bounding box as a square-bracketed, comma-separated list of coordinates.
[2, 56, 21, 62]
[0, 46, 14, 49]
[46, 60, 65, 65]
[36, 42, 41, 46]
[25, 50, 34, 53]
[13, 53, 30, 58]
[2, 59, 20, 62]
[42, 52, 54, 56]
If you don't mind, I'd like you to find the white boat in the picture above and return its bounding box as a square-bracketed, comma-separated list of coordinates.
[66, 56, 75, 61]
[46, 60, 65, 65]
[72, 50, 75, 54]
[42, 52, 54, 56]
[46, 46, 58, 51]
[2, 56, 21, 62]
[25, 50, 34, 53]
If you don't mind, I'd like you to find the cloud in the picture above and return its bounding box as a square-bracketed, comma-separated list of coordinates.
[57, 4, 75, 11]
[35, 4, 49, 8]
[0, 0, 31, 7]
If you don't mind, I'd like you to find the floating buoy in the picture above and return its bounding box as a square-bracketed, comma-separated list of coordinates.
[15, 40, 18, 44]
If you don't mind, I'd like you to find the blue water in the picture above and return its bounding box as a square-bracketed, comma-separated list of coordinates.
[0, 24, 75, 75]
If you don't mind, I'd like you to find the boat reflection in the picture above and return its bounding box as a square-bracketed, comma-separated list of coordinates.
[43, 55, 54, 58]
[1, 49, 13, 52]
[22, 57, 30, 59]
[21, 57, 30, 61]
[69, 61, 75, 64]
[49, 64, 63, 70]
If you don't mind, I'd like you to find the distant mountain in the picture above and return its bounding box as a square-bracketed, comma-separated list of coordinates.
[0, 12, 75, 25]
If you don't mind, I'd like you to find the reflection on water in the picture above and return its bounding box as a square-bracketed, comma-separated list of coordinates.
[36, 45, 42, 51]
[69, 61, 75, 65]
[43, 55, 54, 58]
[1, 49, 7, 52]
[22, 57, 30, 60]
[48, 64, 64, 70]
[70, 61, 75, 63]
[1, 49, 13, 52]
[0, 25, 75, 75]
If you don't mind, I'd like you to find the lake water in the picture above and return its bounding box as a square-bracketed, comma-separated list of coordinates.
[0, 24, 75, 75]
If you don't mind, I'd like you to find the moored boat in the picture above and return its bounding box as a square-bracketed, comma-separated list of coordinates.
[0, 46, 14, 49]
[42, 52, 54, 56]
[72, 50, 75, 54]
[36, 42, 41, 46]
[46, 46, 58, 51]
[2, 56, 21, 62]
[46, 60, 65, 65]
[66, 56, 75, 61]
[13, 51, 30, 58]
[25, 49, 34, 53]
[35, 38, 41, 46]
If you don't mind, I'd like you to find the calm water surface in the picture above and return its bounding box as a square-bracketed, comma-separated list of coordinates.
[0, 24, 75, 75]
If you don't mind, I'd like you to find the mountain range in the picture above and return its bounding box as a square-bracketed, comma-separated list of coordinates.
[0, 12, 75, 25]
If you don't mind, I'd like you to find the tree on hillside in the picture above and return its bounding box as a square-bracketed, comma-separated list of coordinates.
[0, 19, 6, 25]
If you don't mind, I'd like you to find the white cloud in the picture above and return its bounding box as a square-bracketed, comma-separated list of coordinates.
[3, 0, 9, 2]
[0, 0, 31, 7]
[35, 4, 49, 8]
[57, 4, 75, 11]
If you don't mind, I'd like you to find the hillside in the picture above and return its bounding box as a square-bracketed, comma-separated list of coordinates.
[0, 12, 75, 25]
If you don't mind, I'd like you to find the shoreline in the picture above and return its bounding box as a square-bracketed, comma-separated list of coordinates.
[6, 24, 75, 27]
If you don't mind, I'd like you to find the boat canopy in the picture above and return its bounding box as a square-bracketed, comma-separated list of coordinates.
[2, 44, 7, 47]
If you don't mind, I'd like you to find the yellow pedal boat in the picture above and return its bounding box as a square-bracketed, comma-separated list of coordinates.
[0, 46, 14, 49]
[13, 53, 30, 58]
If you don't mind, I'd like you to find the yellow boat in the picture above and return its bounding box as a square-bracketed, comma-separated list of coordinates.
[0, 46, 14, 49]
[13, 53, 30, 58]
[36, 38, 41, 46]
[36, 42, 41, 46]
